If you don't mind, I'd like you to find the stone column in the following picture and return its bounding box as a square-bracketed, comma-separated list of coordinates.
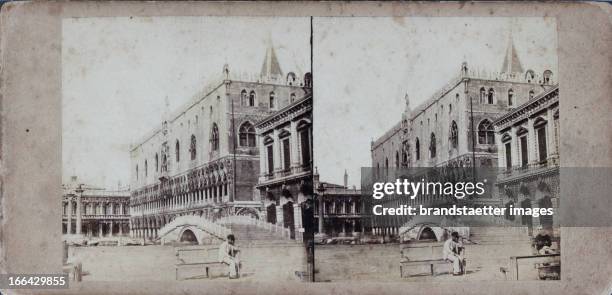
[98, 222, 103, 238]
[67, 199, 73, 235]
[76, 194, 82, 235]
[289, 120, 300, 172]
[318, 194, 325, 234]
[258, 134, 267, 179]
[272, 129, 282, 175]
[511, 126, 520, 167]
[276, 205, 284, 228]
[546, 108, 556, 158]
[496, 131, 506, 168]
[293, 203, 303, 234]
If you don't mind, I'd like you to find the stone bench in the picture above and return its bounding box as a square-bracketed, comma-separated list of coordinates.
[399, 242, 457, 277]
[400, 258, 451, 277]
[175, 247, 227, 280]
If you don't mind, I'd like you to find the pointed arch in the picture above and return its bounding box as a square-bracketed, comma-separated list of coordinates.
[240, 89, 248, 106]
[450, 121, 458, 148]
[415, 137, 421, 161]
[249, 91, 256, 107]
[269, 91, 276, 109]
[175, 139, 180, 162]
[487, 88, 495, 104]
[190, 134, 197, 160]
[210, 123, 219, 151]
[239, 121, 256, 147]
[477, 119, 495, 144]
[479, 87, 486, 103]
[429, 133, 437, 158]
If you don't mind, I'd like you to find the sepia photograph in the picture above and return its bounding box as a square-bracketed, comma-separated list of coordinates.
[1, 2, 611, 294]
[313, 17, 560, 282]
[61, 16, 314, 282]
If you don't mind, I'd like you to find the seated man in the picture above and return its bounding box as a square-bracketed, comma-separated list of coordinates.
[443, 231, 465, 276]
[218, 234, 241, 279]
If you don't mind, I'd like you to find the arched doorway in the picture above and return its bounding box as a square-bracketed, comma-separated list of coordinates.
[520, 198, 533, 236]
[283, 201, 295, 239]
[418, 227, 437, 241]
[179, 229, 198, 245]
[538, 196, 553, 230]
[267, 204, 277, 224]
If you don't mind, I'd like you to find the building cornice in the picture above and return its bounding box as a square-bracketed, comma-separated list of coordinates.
[255, 94, 312, 132]
[493, 85, 559, 130]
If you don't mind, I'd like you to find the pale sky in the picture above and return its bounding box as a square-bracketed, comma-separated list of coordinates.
[313, 17, 558, 187]
[62, 17, 310, 189]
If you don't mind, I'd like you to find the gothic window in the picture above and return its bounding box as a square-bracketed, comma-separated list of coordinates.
[502, 133, 512, 168]
[529, 90, 535, 99]
[240, 89, 248, 106]
[395, 151, 400, 167]
[415, 138, 420, 161]
[136, 165, 138, 180]
[269, 92, 276, 109]
[249, 91, 256, 107]
[525, 70, 535, 83]
[282, 137, 291, 171]
[304, 72, 312, 88]
[287, 72, 297, 85]
[488, 88, 495, 104]
[175, 140, 180, 162]
[265, 137, 274, 175]
[450, 121, 458, 148]
[477, 119, 495, 144]
[534, 118, 548, 163]
[190, 135, 196, 160]
[517, 128, 529, 167]
[479, 87, 486, 104]
[211, 123, 219, 151]
[145, 160, 148, 177]
[239, 121, 256, 147]
[298, 121, 311, 167]
[449, 103, 452, 114]
[385, 157, 389, 169]
[155, 153, 159, 172]
[508, 89, 514, 106]
[402, 141, 409, 165]
[290, 93, 296, 103]
[543, 70, 552, 84]
[429, 133, 437, 158]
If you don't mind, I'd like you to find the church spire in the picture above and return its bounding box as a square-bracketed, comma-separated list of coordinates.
[500, 28, 524, 75]
[260, 36, 283, 81]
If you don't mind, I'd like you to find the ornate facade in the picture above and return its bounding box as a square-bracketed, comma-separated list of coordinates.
[255, 91, 313, 241]
[313, 170, 366, 238]
[493, 85, 560, 237]
[62, 176, 130, 239]
[370, 34, 557, 237]
[129, 43, 312, 240]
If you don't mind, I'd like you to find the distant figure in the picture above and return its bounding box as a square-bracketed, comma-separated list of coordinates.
[443, 231, 465, 275]
[218, 234, 241, 279]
